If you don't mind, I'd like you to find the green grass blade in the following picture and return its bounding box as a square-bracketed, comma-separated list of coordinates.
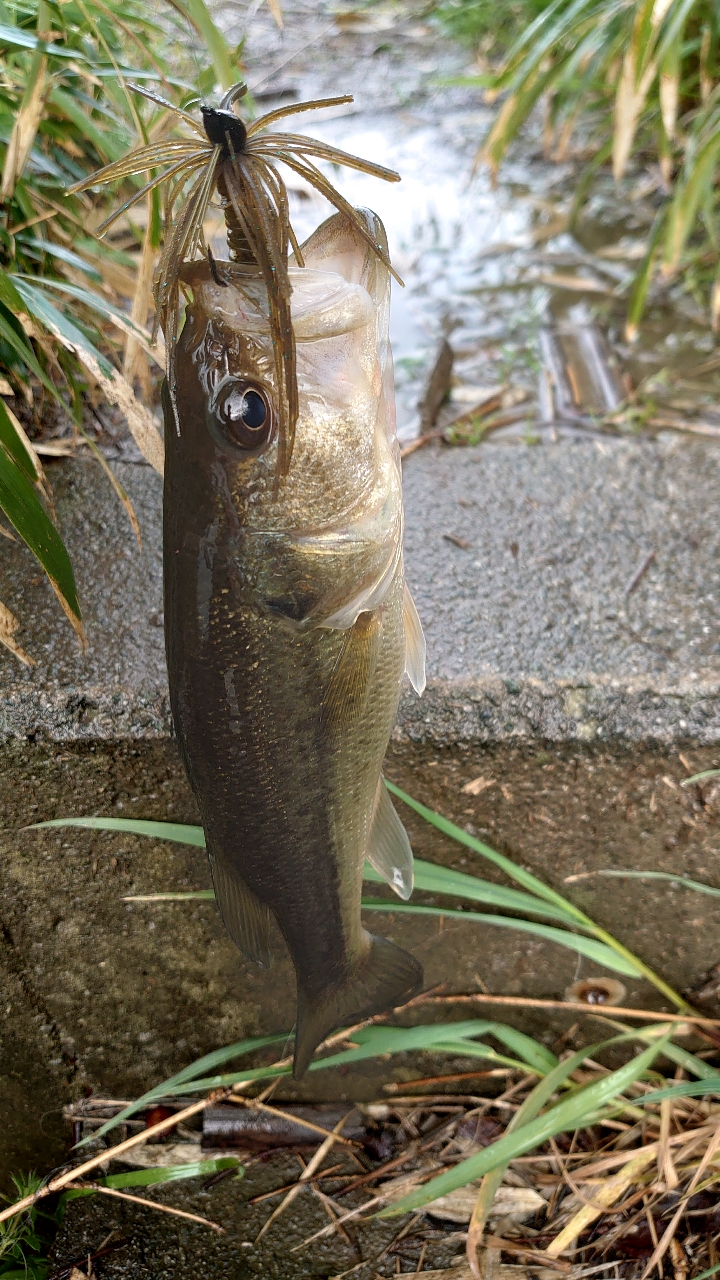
[0, 444, 82, 634]
[682, 770, 720, 787]
[384, 780, 592, 922]
[389, 859, 580, 924]
[0, 397, 39, 482]
[574, 869, 720, 899]
[23, 240, 102, 281]
[361, 901, 642, 977]
[0, 267, 26, 314]
[27, 817, 207, 844]
[484, 1025, 557, 1073]
[384, 782, 690, 1010]
[630, 1079, 720, 1107]
[0, 301, 60, 402]
[169, 0, 236, 89]
[378, 1037, 666, 1216]
[63, 1156, 242, 1200]
[412, 1041, 537, 1074]
[78, 1032, 289, 1146]
[601, 1019, 720, 1081]
[12, 278, 115, 377]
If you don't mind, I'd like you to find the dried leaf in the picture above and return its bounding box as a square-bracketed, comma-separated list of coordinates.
[266, 0, 284, 28]
[426, 1184, 545, 1225]
[0, 599, 34, 666]
[1, 56, 48, 198]
[545, 1143, 658, 1256]
[123, 194, 157, 401]
[75, 351, 164, 475]
[462, 777, 496, 797]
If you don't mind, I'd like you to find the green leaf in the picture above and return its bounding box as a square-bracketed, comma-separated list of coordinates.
[361, 901, 642, 977]
[630, 1078, 720, 1107]
[370, 858, 580, 925]
[682, 769, 720, 787]
[25, 278, 160, 357]
[578, 869, 720, 900]
[0, 268, 25, 314]
[378, 1036, 666, 1216]
[0, 22, 85, 58]
[0, 301, 59, 402]
[23, 240, 103, 281]
[0, 397, 38, 482]
[63, 1156, 242, 1200]
[171, 0, 236, 89]
[384, 780, 589, 922]
[11, 278, 114, 377]
[0, 443, 82, 634]
[28, 816, 207, 844]
[79, 1032, 289, 1146]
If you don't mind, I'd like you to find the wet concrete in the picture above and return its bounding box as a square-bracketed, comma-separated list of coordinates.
[1, 437, 719, 744]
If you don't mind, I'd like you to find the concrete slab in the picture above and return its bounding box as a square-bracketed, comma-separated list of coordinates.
[0, 436, 718, 744]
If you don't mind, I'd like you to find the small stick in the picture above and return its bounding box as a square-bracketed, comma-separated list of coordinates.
[400, 428, 443, 458]
[485, 1236, 572, 1272]
[384, 1068, 513, 1092]
[625, 549, 656, 596]
[79, 1183, 224, 1232]
[0, 1095, 217, 1226]
[249, 1164, 346, 1204]
[408, 993, 720, 1026]
[254, 1112, 353, 1244]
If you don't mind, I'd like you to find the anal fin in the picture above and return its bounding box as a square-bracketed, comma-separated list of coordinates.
[321, 609, 382, 736]
[367, 776, 414, 900]
[403, 583, 426, 695]
[210, 853, 273, 969]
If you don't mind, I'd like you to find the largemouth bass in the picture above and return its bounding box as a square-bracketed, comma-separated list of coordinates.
[164, 209, 425, 1077]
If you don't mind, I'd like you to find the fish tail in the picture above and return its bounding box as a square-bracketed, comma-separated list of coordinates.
[293, 935, 423, 1079]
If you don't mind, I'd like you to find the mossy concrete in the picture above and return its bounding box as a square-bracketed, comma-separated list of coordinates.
[3, 737, 720, 1188]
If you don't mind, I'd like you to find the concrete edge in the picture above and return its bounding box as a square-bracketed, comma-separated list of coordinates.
[2, 675, 719, 743]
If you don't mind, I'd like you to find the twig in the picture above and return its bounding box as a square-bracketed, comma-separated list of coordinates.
[79, 1183, 224, 1232]
[409, 993, 720, 1026]
[254, 1112, 353, 1244]
[384, 1068, 512, 1093]
[625, 549, 656, 596]
[485, 1235, 571, 1271]
[0, 1095, 218, 1226]
[400, 428, 443, 458]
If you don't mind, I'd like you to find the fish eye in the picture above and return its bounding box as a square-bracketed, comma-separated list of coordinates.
[211, 380, 275, 452]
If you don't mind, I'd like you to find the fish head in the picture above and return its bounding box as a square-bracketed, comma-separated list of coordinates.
[169, 209, 402, 629]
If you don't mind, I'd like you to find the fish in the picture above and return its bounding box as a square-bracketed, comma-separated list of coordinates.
[163, 207, 426, 1077]
[71, 80, 426, 1077]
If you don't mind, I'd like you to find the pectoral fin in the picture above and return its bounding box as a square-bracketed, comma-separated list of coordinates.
[367, 776, 414, 900]
[321, 610, 382, 736]
[403, 583, 426, 695]
[210, 853, 273, 968]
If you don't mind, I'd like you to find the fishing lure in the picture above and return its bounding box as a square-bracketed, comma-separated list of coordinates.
[75, 82, 426, 1076]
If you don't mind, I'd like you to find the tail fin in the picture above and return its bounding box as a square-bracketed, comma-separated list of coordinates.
[293, 934, 423, 1079]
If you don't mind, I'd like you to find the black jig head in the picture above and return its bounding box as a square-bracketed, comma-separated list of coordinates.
[201, 106, 247, 155]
